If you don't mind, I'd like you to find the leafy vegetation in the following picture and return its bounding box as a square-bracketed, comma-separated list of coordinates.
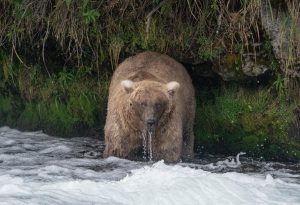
[0, 53, 109, 137]
[195, 87, 300, 161]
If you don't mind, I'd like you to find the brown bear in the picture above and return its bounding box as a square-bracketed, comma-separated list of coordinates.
[103, 51, 196, 162]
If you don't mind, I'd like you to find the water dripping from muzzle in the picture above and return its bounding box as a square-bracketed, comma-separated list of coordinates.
[142, 131, 147, 161]
[149, 131, 153, 161]
[141, 131, 153, 161]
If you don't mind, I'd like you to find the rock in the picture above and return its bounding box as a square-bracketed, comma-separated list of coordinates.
[261, 2, 300, 78]
[212, 53, 243, 81]
[242, 55, 269, 77]
[212, 53, 271, 81]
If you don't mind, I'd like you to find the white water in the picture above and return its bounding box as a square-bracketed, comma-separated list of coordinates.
[0, 127, 300, 205]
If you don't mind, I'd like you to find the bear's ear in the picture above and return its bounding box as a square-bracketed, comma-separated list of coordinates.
[121, 80, 135, 93]
[166, 81, 180, 96]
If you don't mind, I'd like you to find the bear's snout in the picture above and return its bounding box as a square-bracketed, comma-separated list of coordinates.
[146, 119, 156, 131]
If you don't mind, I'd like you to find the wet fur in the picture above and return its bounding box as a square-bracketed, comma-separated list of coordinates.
[103, 51, 196, 162]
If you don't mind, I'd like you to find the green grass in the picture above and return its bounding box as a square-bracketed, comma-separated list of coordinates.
[0, 55, 109, 137]
[195, 87, 299, 161]
[0, 97, 15, 125]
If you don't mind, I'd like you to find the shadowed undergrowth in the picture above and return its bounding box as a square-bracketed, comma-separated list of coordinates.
[195, 87, 300, 161]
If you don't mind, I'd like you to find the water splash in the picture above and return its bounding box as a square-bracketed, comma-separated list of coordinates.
[1, 127, 300, 205]
[213, 152, 247, 168]
[148, 131, 153, 161]
[236, 152, 246, 165]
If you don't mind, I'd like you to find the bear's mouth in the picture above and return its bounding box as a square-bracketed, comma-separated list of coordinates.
[147, 127, 155, 133]
[146, 119, 156, 133]
[146, 125, 156, 133]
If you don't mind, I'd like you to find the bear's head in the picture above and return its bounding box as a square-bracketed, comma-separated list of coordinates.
[121, 79, 180, 133]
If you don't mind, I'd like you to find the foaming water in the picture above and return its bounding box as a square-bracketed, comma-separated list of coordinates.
[0, 127, 300, 205]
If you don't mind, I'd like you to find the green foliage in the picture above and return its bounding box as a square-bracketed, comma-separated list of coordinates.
[0, 53, 18, 87]
[17, 103, 40, 130]
[273, 73, 285, 94]
[82, 10, 100, 24]
[0, 97, 14, 125]
[215, 91, 245, 123]
[0, 96, 23, 126]
[40, 100, 77, 136]
[68, 94, 95, 127]
[195, 87, 299, 161]
[63, 0, 72, 9]
[0, 52, 109, 137]
[58, 69, 75, 88]
[262, 40, 280, 71]
[210, 0, 219, 11]
[196, 30, 226, 61]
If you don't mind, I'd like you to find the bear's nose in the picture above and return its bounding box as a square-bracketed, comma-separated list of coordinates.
[147, 119, 156, 127]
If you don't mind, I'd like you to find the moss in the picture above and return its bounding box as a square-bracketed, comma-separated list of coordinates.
[39, 101, 78, 136]
[0, 96, 23, 126]
[288, 149, 300, 161]
[212, 53, 246, 81]
[197, 35, 225, 61]
[239, 135, 261, 156]
[17, 103, 40, 131]
[0, 54, 109, 137]
[0, 97, 14, 125]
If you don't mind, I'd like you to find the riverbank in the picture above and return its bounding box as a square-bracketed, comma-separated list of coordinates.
[0, 57, 299, 161]
[0, 0, 299, 161]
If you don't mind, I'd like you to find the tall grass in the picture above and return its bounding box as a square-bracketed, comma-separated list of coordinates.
[0, 1, 298, 83]
[0, 50, 109, 137]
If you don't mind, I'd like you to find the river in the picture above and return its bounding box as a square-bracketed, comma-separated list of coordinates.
[0, 126, 299, 205]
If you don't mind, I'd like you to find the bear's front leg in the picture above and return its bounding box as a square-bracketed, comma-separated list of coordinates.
[153, 128, 183, 163]
[104, 138, 136, 159]
[103, 126, 132, 158]
[104, 128, 142, 160]
[103, 136, 124, 158]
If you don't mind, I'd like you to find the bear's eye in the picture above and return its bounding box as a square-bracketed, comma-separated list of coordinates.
[155, 103, 161, 108]
[129, 102, 132, 106]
